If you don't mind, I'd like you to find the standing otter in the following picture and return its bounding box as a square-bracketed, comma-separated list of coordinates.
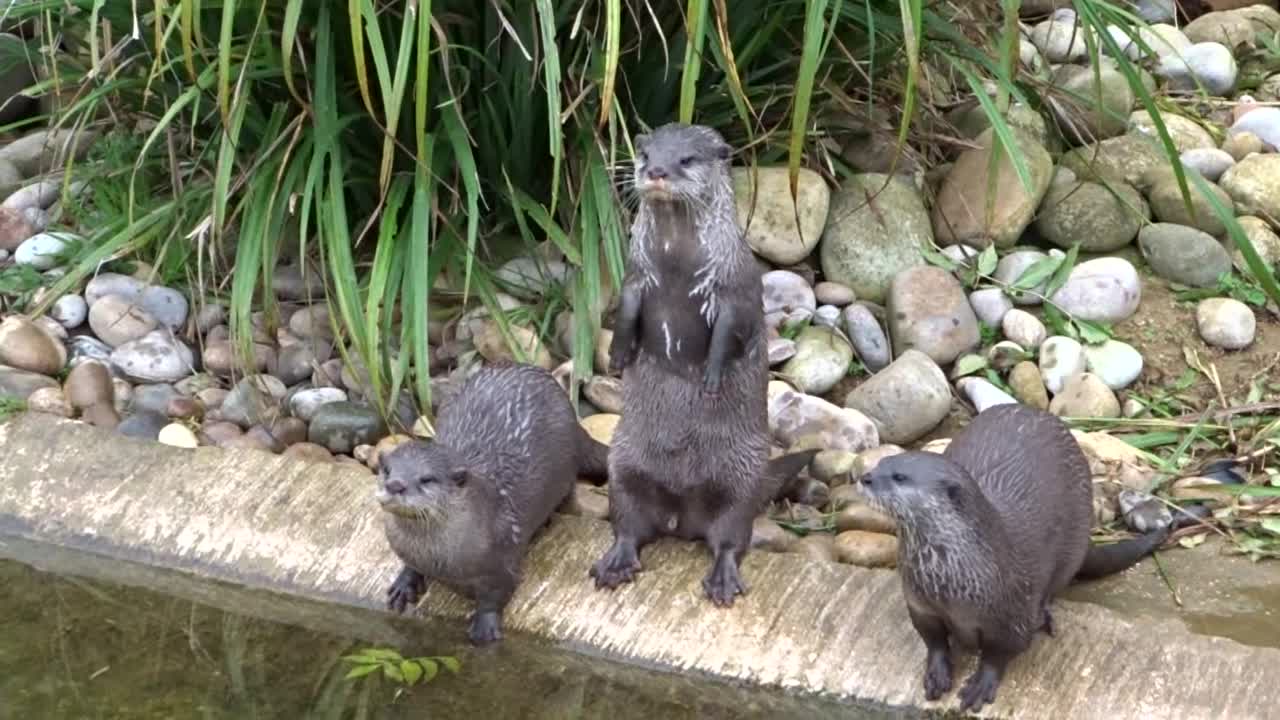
[591, 122, 814, 606]
[860, 403, 1169, 712]
[376, 362, 609, 645]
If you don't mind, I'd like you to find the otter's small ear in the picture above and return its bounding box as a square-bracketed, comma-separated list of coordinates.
[713, 140, 731, 161]
[634, 133, 650, 153]
[450, 468, 468, 487]
[944, 481, 963, 504]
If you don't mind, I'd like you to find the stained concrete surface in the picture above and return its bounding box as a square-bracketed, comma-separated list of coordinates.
[1, 413, 1279, 719]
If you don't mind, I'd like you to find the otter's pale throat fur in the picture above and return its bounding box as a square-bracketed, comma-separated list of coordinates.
[590, 121, 816, 606]
[860, 404, 1169, 712]
[376, 362, 609, 646]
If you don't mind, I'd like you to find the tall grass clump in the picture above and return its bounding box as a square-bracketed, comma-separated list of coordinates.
[2, 0, 1275, 424]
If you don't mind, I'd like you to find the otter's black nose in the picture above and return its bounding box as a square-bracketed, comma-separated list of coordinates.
[385, 479, 406, 494]
[646, 166, 668, 180]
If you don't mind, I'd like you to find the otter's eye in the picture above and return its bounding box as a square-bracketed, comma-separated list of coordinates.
[679, 155, 695, 167]
[892, 472, 907, 484]
[419, 475, 437, 485]
[637, 151, 648, 165]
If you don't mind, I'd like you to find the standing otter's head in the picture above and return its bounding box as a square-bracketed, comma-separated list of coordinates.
[632, 122, 732, 204]
[376, 440, 469, 523]
[859, 451, 975, 534]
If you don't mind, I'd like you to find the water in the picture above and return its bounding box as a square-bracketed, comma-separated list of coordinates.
[0, 537, 904, 720]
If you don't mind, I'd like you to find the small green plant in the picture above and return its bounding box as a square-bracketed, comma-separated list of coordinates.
[1174, 272, 1270, 308]
[0, 395, 26, 423]
[978, 321, 1000, 348]
[342, 647, 460, 689]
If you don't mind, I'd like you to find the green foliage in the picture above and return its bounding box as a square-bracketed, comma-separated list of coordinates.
[341, 647, 459, 689]
[0, 395, 25, 423]
[1174, 273, 1270, 308]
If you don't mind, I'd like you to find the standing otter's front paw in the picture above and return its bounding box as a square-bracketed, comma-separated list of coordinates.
[387, 566, 426, 613]
[702, 365, 722, 395]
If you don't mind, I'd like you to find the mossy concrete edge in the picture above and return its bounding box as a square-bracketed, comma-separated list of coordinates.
[0, 413, 1275, 719]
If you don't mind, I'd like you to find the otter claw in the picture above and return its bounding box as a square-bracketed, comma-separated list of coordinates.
[386, 567, 426, 613]
[590, 542, 642, 589]
[957, 666, 1001, 712]
[923, 648, 953, 700]
[702, 556, 746, 606]
[702, 369, 721, 395]
[467, 611, 503, 646]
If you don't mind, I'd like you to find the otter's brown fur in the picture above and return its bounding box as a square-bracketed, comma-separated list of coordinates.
[861, 404, 1168, 712]
[377, 362, 608, 645]
[590, 122, 813, 606]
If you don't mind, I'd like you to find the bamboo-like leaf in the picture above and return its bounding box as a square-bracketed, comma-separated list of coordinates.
[597, 0, 621, 127]
[788, 0, 830, 201]
[678, 0, 709, 123]
[533, 0, 562, 212]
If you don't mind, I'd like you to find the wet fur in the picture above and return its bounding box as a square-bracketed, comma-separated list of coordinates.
[591, 122, 806, 606]
[861, 404, 1167, 712]
[378, 362, 609, 645]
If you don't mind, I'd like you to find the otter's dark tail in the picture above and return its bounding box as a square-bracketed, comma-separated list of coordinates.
[1074, 527, 1170, 581]
[763, 449, 820, 500]
[576, 430, 611, 485]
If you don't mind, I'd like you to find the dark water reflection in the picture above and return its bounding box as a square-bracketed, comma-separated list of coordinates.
[0, 537, 902, 720]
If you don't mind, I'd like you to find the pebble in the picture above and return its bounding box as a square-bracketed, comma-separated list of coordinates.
[766, 381, 880, 453]
[1048, 373, 1120, 418]
[767, 337, 797, 365]
[968, 288, 1013, 328]
[1156, 41, 1238, 96]
[956, 377, 1018, 413]
[1001, 309, 1046, 350]
[200, 421, 244, 446]
[1147, 175, 1232, 236]
[26, 386, 72, 416]
[812, 305, 841, 328]
[110, 331, 195, 383]
[987, 341, 1030, 372]
[834, 501, 896, 535]
[13, 231, 77, 270]
[139, 285, 189, 330]
[1138, 223, 1232, 288]
[789, 534, 838, 563]
[111, 379, 132, 415]
[50, 294, 88, 329]
[1008, 360, 1050, 410]
[1196, 297, 1256, 349]
[932, 128, 1053, 248]
[308, 401, 387, 454]
[994, 250, 1053, 306]
[81, 403, 121, 429]
[781, 325, 854, 395]
[275, 340, 331, 386]
[274, 263, 325, 302]
[283, 442, 335, 463]
[1119, 490, 1172, 534]
[0, 207, 34, 251]
[886, 265, 980, 365]
[1083, 340, 1144, 390]
[584, 375, 623, 415]
[473, 321, 552, 370]
[732, 166, 830, 265]
[1029, 15, 1087, 63]
[819, 173, 931, 302]
[0, 316, 66, 376]
[1052, 64, 1135, 144]
[1222, 130, 1264, 161]
[834, 530, 898, 568]
[158, 423, 199, 448]
[220, 375, 288, 428]
[494, 256, 573, 300]
[117, 410, 169, 441]
[1034, 178, 1147, 253]
[762, 270, 817, 317]
[940, 244, 979, 267]
[1219, 153, 1280, 219]
[843, 349, 951, 445]
[1038, 336, 1087, 395]
[1179, 148, 1234, 182]
[131, 383, 179, 416]
[63, 360, 114, 409]
[750, 516, 796, 554]
[195, 304, 228, 334]
[810, 450, 857, 485]
[841, 304, 890, 372]
[1048, 257, 1142, 324]
[83, 273, 145, 307]
[89, 294, 159, 348]
[814, 282, 856, 306]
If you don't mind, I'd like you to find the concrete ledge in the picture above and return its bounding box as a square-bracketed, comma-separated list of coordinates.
[1, 413, 1277, 718]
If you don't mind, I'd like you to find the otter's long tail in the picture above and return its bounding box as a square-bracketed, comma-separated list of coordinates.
[1074, 526, 1170, 581]
[762, 449, 821, 500]
[576, 430, 611, 485]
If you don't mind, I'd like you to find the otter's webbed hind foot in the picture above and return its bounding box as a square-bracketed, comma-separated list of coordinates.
[957, 652, 1010, 713]
[590, 539, 642, 589]
[702, 551, 747, 607]
[922, 646, 953, 701]
[467, 611, 503, 646]
[387, 566, 426, 613]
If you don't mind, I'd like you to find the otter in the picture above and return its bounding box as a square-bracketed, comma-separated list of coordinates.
[860, 403, 1169, 712]
[376, 362, 609, 645]
[590, 121, 815, 606]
